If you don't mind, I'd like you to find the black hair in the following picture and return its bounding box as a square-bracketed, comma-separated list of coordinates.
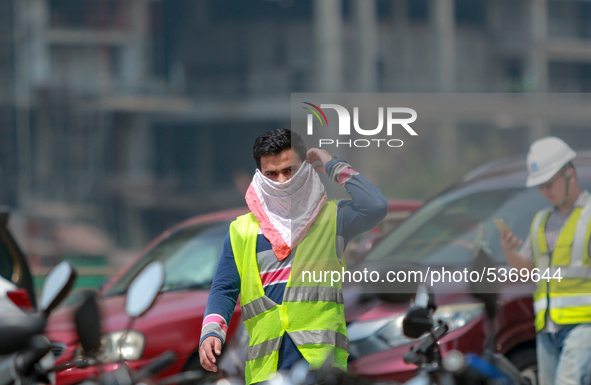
[253, 129, 307, 169]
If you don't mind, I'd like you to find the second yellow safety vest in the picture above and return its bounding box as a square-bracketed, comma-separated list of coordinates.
[531, 197, 591, 332]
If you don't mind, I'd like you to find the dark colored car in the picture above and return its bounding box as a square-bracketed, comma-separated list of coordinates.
[0, 209, 37, 313]
[344, 153, 591, 385]
[46, 201, 421, 384]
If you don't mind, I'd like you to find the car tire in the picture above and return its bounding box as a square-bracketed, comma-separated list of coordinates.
[183, 355, 224, 384]
[508, 348, 537, 385]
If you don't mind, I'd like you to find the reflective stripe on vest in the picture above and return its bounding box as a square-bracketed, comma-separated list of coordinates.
[241, 287, 344, 321]
[245, 331, 349, 361]
[247, 337, 283, 361]
[283, 286, 344, 303]
[533, 297, 546, 314]
[288, 330, 349, 352]
[241, 296, 278, 322]
[531, 197, 591, 331]
[534, 295, 591, 314]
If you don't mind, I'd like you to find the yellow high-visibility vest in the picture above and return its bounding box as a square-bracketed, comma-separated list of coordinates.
[229, 200, 348, 385]
[531, 198, 591, 332]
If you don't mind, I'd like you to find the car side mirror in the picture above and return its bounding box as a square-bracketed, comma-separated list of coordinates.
[75, 292, 102, 355]
[125, 261, 165, 318]
[40, 261, 77, 316]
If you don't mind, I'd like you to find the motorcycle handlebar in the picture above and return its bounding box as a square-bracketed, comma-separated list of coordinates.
[14, 335, 51, 375]
[131, 351, 177, 383]
[415, 323, 449, 355]
[404, 323, 449, 365]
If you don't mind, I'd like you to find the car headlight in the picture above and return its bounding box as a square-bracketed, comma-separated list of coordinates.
[77, 330, 145, 363]
[348, 303, 484, 359]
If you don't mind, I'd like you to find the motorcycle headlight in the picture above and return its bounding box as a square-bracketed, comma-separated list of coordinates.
[348, 303, 484, 359]
[77, 330, 145, 363]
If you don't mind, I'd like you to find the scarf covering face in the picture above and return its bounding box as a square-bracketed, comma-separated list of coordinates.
[245, 161, 327, 261]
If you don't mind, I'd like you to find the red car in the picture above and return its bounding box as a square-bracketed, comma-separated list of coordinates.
[45, 201, 421, 384]
[344, 153, 591, 384]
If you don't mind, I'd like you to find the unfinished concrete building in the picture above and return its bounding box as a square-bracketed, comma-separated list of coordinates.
[2, 0, 591, 250]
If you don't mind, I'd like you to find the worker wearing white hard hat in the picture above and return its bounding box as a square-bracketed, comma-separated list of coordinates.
[501, 136, 591, 385]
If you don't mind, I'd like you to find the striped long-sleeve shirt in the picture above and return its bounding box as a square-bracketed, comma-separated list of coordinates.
[200, 158, 388, 370]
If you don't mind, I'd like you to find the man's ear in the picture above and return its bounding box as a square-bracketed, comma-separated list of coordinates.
[566, 167, 579, 188]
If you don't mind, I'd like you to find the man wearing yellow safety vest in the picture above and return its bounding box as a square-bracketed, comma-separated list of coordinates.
[198, 129, 388, 384]
[500, 136, 591, 385]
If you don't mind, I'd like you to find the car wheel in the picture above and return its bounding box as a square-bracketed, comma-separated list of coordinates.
[508, 348, 537, 385]
[183, 355, 225, 384]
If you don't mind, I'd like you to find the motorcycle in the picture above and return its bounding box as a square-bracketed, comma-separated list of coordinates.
[400, 248, 531, 385]
[0, 261, 77, 385]
[68, 261, 204, 385]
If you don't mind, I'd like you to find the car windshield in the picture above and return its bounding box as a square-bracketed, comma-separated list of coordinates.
[104, 221, 230, 297]
[365, 181, 553, 266]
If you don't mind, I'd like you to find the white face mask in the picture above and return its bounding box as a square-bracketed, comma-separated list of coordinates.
[246, 161, 327, 260]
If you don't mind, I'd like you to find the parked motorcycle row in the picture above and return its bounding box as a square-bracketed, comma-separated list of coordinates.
[0, 260, 200, 385]
[0, 244, 531, 385]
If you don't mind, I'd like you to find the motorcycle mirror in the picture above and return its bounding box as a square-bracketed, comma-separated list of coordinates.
[125, 261, 165, 318]
[40, 261, 77, 315]
[413, 284, 437, 311]
[403, 306, 432, 339]
[75, 291, 102, 354]
[470, 247, 497, 320]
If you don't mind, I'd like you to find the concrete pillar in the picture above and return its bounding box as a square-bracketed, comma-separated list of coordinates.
[28, 0, 50, 86]
[121, 0, 150, 90]
[433, 0, 458, 167]
[434, 0, 456, 92]
[125, 206, 146, 249]
[486, 0, 504, 38]
[393, 0, 408, 26]
[197, 126, 213, 188]
[123, 114, 152, 248]
[126, 114, 153, 180]
[13, 0, 32, 208]
[527, 0, 549, 141]
[527, 0, 548, 92]
[33, 106, 52, 196]
[354, 0, 379, 92]
[438, 117, 459, 168]
[393, 0, 411, 90]
[313, 0, 344, 92]
[194, 0, 209, 28]
[528, 118, 550, 144]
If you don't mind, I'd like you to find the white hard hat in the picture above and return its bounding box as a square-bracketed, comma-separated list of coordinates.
[526, 136, 576, 187]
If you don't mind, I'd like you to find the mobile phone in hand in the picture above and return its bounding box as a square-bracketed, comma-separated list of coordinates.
[493, 218, 511, 234]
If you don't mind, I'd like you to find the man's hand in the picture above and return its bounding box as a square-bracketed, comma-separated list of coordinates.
[306, 148, 333, 175]
[499, 231, 534, 271]
[199, 336, 222, 372]
[500, 230, 523, 253]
